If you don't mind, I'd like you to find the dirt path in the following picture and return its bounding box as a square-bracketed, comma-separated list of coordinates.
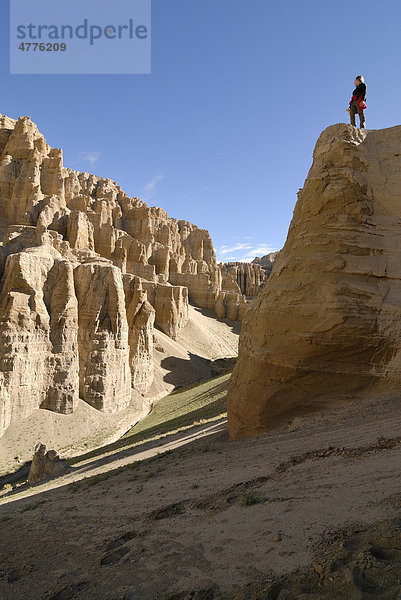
[0, 419, 228, 505]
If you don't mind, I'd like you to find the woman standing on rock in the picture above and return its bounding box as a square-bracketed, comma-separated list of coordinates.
[347, 75, 367, 128]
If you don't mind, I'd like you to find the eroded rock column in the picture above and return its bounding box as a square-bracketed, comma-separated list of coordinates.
[74, 262, 131, 412]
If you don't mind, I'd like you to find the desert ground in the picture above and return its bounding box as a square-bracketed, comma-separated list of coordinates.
[1, 372, 401, 599]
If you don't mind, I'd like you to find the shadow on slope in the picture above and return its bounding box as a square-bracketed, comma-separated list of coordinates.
[67, 371, 231, 469]
[161, 354, 236, 387]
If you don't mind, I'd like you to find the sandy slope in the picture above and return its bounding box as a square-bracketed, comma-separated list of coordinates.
[149, 305, 240, 401]
[0, 305, 240, 475]
[0, 391, 401, 599]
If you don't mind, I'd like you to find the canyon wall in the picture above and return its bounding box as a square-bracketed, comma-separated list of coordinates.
[0, 114, 262, 435]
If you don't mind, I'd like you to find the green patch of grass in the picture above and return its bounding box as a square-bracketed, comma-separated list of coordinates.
[126, 374, 229, 441]
[200, 445, 213, 453]
[86, 465, 127, 487]
[87, 473, 110, 486]
[0, 515, 11, 523]
[69, 373, 230, 468]
[20, 499, 49, 513]
[239, 493, 267, 507]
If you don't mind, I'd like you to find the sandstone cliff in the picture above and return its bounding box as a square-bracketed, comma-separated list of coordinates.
[252, 251, 279, 276]
[0, 114, 262, 436]
[228, 123, 401, 439]
[221, 262, 267, 297]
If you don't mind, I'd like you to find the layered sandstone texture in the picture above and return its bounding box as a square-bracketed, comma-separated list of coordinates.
[228, 123, 401, 439]
[0, 115, 261, 436]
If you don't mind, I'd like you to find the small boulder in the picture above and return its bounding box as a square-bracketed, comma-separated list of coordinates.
[28, 443, 70, 485]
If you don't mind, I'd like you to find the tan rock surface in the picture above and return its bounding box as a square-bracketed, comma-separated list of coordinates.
[123, 275, 155, 394]
[74, 262, 131, 413]
[27, 442, 70, 484]
[252, 250, 279, 276]
[0, 114, 259, 437]
[228, 123, 401, 439]
[0, 116, 258, 330]
[222, 261, 267, 296]
[140, 279, 188, 340]
[0, 245, 79, 437]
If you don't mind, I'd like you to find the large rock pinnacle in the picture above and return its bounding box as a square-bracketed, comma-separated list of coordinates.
[228, 123, 401, 439]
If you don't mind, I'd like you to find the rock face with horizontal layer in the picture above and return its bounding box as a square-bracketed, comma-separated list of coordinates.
[228, 123, 401, 439]
[0, 114, 264, 436]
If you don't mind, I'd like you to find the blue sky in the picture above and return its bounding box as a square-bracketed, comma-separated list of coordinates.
[2, 0, 401, 262]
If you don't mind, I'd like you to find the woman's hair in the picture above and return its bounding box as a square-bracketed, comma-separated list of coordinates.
[356, 75, 365, 83]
